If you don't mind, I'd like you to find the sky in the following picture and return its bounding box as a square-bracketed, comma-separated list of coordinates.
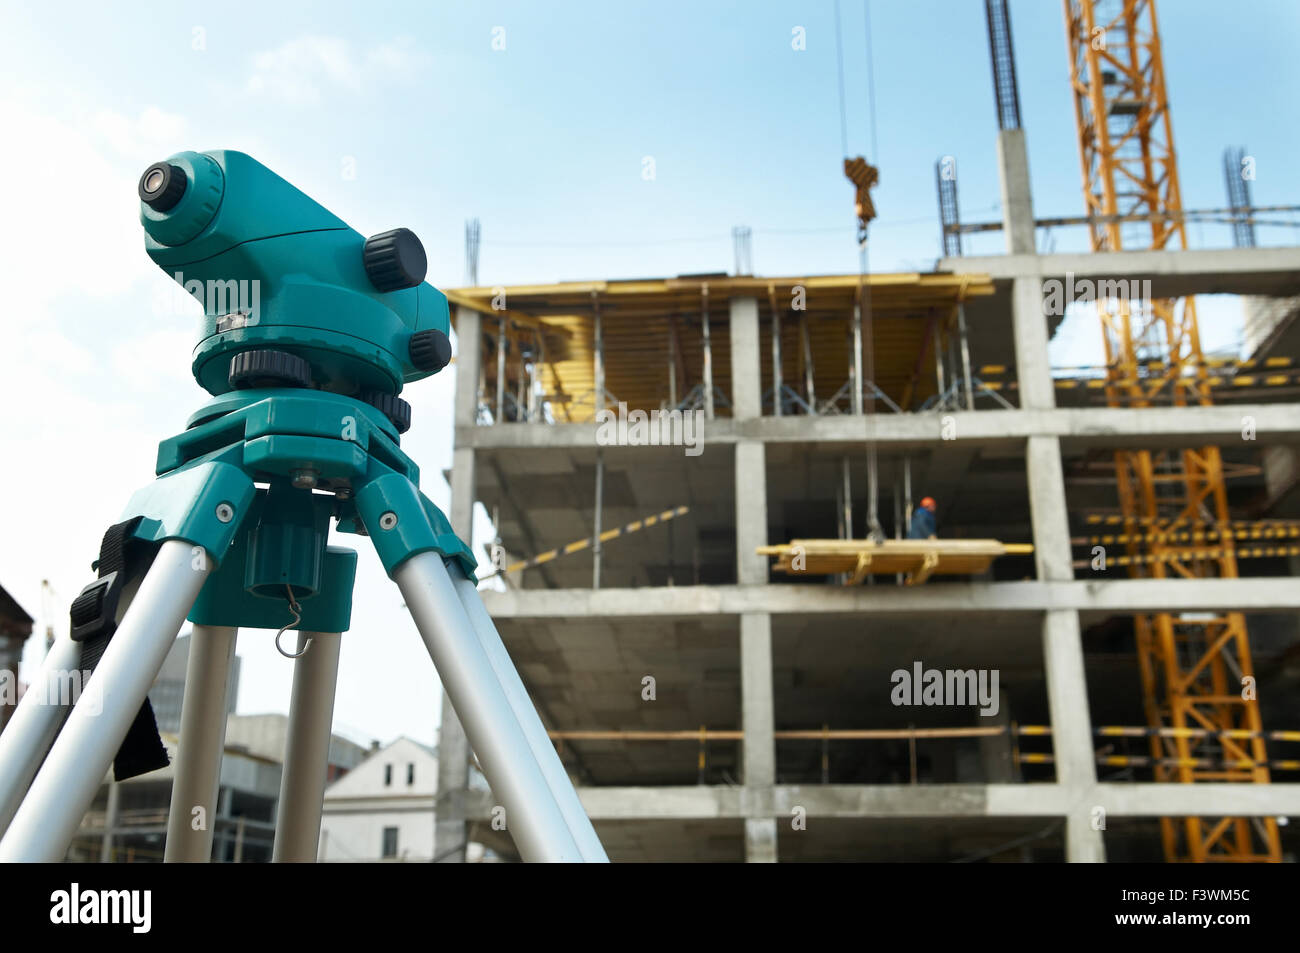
[1, 0, 1298, 748]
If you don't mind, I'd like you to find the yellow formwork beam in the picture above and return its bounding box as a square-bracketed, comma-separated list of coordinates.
[757, 538, 1033, 586]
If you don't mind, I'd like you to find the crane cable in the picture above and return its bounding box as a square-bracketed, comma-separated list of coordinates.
[833, 0, 850, 159]
[862, 0, 879, 161]
[835, 0, 886, 543]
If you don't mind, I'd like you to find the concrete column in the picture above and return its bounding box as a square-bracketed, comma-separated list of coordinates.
[433, 692, 470, 863]
[733, 294, 766, 585]
[1043, 612, 1101, 788]
[1025, 435, 1104, 861]
[771, 307, 783, 417]
[734, 442, 768, 585]
[1025, 436, 1073, 582]
[1064, 814, 1106, 863]
[740, 613, 775, 787]
[450, 447, 476, 542]
[453, 307, 482, 428]
[745, 817, 778, 863]
[741, 612, 777, 863]
[1017, 237, 1102, 861]
[996, 129, 1035, 255]
[1011, 278, 1055, 411]
[1045, 608, 1107, 863]
[1000, 126, 1049, 422]
[732, 312, 775, 862]
[437, 375, 478, 863]
[729, 296, 761, 419]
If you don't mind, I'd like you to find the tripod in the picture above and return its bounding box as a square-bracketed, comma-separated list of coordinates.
[0, 149, 606, 863]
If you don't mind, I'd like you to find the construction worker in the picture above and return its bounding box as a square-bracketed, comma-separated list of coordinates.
[908, 497, 937, 540]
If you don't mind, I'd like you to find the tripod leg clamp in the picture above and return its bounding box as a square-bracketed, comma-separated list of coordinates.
[354, 472, 476, 578]
[69, 517, 171, 781]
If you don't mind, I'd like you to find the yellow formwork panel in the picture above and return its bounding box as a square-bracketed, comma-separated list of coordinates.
[757, 538, 1034, 586]
[447, 273, 995, 422]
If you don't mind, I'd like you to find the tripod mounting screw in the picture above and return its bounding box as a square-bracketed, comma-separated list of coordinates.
[363, 228, 427, 293]
[215, 502, 235, 523]
[378, 511, 398, 531]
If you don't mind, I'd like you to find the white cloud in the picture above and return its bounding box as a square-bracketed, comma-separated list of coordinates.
[92, 106, 190, 161]
[0, 100, 177, 313]
[245, 35, 424, 105]
[0, 98, 196, 694]
[366, 38, 423, 75]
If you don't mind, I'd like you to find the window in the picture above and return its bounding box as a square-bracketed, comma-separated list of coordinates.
[407, 763, 415, 785]
[381, 826, 398, 859]
[383, 764, 392, 786]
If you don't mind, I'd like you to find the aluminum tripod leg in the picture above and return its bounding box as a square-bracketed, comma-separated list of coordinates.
[0, 571, 147, 840]
[0, 633, 83, 839]
[0, 540, 211, 862]
[394, 552, 605, 862]
[446, 563, 607, 862]
[272, 631, 342, 862]
[164, 624, 238, 862]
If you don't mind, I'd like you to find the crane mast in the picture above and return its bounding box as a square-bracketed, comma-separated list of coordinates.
[1064, 0, 1280, 862]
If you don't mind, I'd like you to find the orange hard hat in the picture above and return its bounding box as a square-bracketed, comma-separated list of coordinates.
[919, 497, 936, 510]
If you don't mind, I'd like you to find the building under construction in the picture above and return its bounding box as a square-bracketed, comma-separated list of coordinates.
[435, 0, 1300, 862]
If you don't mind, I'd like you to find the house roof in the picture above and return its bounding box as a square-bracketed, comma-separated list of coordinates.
[0, 583, 34, 636]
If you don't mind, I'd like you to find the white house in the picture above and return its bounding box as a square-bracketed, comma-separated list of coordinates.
[320, 737, 437, 862]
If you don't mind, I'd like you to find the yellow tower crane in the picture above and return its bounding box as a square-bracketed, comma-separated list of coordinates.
[1064, 0, 1280, 862]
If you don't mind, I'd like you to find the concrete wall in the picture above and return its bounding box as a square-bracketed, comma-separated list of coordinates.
[319, 804, 435, 862]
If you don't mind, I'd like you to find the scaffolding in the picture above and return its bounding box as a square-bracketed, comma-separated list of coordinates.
[447, 273, 995, 426]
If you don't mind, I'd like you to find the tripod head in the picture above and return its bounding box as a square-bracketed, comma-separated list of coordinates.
[138, 150, 452, 432]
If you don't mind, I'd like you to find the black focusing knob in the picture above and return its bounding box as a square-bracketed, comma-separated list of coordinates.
[361, 391, 412, 434]
[409, 329, 452, 372]
[228, 349, 312, 390]
[363, 228, 427, 292]
[138, 162, 188, 212]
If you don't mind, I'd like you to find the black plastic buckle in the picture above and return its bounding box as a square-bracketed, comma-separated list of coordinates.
[69, 571, 124, 642]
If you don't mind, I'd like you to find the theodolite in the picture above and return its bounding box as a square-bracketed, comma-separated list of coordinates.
[0, 150, 606, 863]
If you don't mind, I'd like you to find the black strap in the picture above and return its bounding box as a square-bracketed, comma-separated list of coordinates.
[70, 518, 171, 781]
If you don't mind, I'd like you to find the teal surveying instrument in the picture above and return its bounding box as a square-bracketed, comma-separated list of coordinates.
[0, 150, 607, 863]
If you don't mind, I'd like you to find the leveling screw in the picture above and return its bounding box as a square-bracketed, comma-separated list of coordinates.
[291, 469, 319, 489]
